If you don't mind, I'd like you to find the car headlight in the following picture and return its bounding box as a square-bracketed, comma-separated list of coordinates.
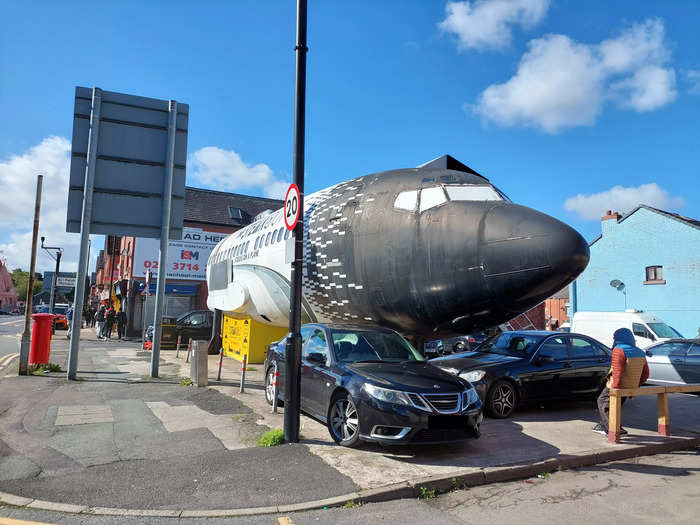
[460, 370, 486, 383]
[364, 384, 411, 406]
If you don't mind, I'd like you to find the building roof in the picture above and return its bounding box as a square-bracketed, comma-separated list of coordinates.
[590, 204, 700, 245]
[184, 187, 283, 228]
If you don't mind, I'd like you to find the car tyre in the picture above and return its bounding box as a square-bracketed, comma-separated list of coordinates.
[264, 366, 282, 406]
[328, 392, 361, 448]
[486, 379, 518, 418]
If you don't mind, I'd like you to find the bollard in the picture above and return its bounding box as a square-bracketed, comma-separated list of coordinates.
[239, 354, 247, 393]
[272, 364, 279, 414]
[189, 340, 208, 387]
[185, 339, 192, 363]
[216, 346, 224, 382]
[175, 335, 182, 358]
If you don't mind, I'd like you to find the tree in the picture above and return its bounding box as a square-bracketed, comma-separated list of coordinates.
[11, 269, 43, 302]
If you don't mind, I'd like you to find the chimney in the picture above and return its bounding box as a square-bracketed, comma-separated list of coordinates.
[601, 210, 621, 236]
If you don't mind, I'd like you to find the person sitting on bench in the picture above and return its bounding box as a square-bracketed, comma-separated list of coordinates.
[593, 328, 649, 436]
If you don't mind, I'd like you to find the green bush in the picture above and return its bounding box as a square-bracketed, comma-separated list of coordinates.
[31, 363, 62, 375]
[258, 428, 285, 447]
[179, 377, 193, 386]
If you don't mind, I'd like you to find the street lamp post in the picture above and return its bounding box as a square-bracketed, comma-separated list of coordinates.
[41, 237, 63, 314]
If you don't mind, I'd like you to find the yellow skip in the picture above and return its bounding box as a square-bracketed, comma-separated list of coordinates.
[278, 517, 294, 525]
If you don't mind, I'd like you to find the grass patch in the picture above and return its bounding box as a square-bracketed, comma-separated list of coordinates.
[537, 471, 551, 479]
[179, 377, 194, 386]
[31, 363, 62, 374]
[258, 428, 285, 447]
[418, 486, 437, 499]
[246, 366, 257, 372]
[343, 500, 361, 509]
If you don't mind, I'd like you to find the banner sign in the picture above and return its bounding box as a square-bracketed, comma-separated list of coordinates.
[132, 227, 226, 281]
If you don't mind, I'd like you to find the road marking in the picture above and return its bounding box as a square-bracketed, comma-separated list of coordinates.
[278, 518, 294, 525]
[0, 518, 56, 525]
[0, 352, 19, 367]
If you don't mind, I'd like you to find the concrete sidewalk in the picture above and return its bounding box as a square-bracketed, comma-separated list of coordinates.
[0, 332, 698, 516]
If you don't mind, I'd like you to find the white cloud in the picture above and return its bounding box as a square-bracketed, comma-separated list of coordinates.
[439, 0, 550, 51]
[188, 146, 289, 199]
[685, 69, 700, 95]
[563, 183, 685, 221]
[473, 19, 677, 132]
[0, 136, 85, 275]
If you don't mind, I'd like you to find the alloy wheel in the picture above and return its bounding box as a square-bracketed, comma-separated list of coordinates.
[329, 396, 359, 443]
[265, 367, 276, 405]
[490, 381, 516, 418]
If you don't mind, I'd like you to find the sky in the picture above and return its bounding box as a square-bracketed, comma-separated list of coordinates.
[1, 0, 699, 276]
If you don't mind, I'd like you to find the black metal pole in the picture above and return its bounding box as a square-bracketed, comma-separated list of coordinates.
[284, 0, 308, 444]
[50, 251, 61, 314]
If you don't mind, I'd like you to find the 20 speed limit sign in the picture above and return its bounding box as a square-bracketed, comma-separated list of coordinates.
[284, 183, 301, 231]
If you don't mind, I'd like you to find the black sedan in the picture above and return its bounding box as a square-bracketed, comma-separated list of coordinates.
[430, 331, 611, 418]
[264, 323, 483, 447]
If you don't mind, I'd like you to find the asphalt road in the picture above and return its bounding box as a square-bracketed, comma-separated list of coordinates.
[1, 450, 698, 524]
[0, 315, 24, 374]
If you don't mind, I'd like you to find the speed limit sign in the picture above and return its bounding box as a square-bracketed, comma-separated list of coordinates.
[284, 183, 300, 231]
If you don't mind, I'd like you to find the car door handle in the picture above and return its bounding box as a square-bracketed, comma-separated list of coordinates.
[672, 359, 683, 364]
[563, 362, 572, 368]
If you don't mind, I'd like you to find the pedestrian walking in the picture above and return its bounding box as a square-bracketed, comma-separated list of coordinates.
[593, 328, 649, 437]
[104, 305, 116, 339]
[66, 306, 73, 339]
[96, 305, 106, 339]
[116, 307, 126, 340]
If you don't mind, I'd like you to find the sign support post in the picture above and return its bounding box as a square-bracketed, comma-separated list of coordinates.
[68, 87, 102, 380]
[19, 174, 43, 376]
[284, 0, 308, 444]
[151, 100, 178, 378]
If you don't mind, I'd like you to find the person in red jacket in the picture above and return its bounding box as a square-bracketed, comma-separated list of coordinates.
[593, 328, 649, 436]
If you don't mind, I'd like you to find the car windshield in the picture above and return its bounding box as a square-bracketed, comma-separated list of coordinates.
[53, 306, 67, 314]
[648, 323, 683, 338]
[331, 329, 424, 363]
[477, 332, 544, 356]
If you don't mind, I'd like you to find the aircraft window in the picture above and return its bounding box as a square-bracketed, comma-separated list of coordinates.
[254, 237, 259, 250]
[265, 232, 271, 246]
[284, 229, 290, 240]
[419, 186, 447, 212]
[245, 241, 249, 254]
[393, 190, 418, 212]
[277, 227, 284, 243]
[444, 185, 502, 202]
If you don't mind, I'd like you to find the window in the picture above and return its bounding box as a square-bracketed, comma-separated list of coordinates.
[284, 229, 291, 240]
[184, 312, 206, 326]
[538, 337, 569, 360]
[569, 337, 600, 358]
[393, 190, 418, 212]
[304, 328, 330, 366]
[419, 186, 447, 212]
[265, 232, 271, 246]
[444, 185, 502, 202]
[254, 237, 259, 250]
[645, 266, 665, 284]
[632, 323, 654, 340]
[648, 323, 682, 339]
[650, 342, 689, 356]
[277, 227, 284, 243]
[688, 344, 700, 356]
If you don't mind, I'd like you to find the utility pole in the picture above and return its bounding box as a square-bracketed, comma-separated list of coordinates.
[284, 0, 308, 444]
[19, 174, 43, 375]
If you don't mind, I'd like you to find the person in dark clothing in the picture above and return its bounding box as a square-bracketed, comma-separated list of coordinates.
[116, 308, 126, 340]
[104, 306, 116, 339]
[97, 306, 106, 339]
[593, 328, 649, 437]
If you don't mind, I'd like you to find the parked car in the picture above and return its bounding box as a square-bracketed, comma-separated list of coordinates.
[644, 339, 700, 386]
[174, 310, 214, 348]
[571, 310, 683, 349]
[424, 333, 487, 358]
[430, 331, 611, 419]
[265, 323, 483, 447]
[52, 304, 70, 330]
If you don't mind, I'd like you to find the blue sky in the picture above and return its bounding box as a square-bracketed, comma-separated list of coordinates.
[1, 0, 699, 274]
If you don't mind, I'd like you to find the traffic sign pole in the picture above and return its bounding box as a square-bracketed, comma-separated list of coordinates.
[285, 0, 308, 445]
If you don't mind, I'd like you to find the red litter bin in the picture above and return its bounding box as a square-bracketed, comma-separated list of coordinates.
[30, 313, 56, 365]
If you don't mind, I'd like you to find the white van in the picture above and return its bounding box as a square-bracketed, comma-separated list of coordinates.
[571, 310, 684, 349]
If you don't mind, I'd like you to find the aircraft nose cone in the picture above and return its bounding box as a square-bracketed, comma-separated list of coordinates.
[481, 204, 589, 310]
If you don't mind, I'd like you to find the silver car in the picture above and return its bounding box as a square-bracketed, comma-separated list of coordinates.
[645, 339, 700, 386]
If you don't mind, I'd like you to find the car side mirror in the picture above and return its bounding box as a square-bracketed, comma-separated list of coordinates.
[645, 350, 652, 357]
[307, 352, 326, 365]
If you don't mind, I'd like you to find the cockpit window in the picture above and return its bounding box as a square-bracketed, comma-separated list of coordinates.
[419, 186, 447, 212]
[393, 190, 418, 212]
[444, 185, 502, 202]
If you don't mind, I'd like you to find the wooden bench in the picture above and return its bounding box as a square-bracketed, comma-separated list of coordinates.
[608, 384, 700, 443]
